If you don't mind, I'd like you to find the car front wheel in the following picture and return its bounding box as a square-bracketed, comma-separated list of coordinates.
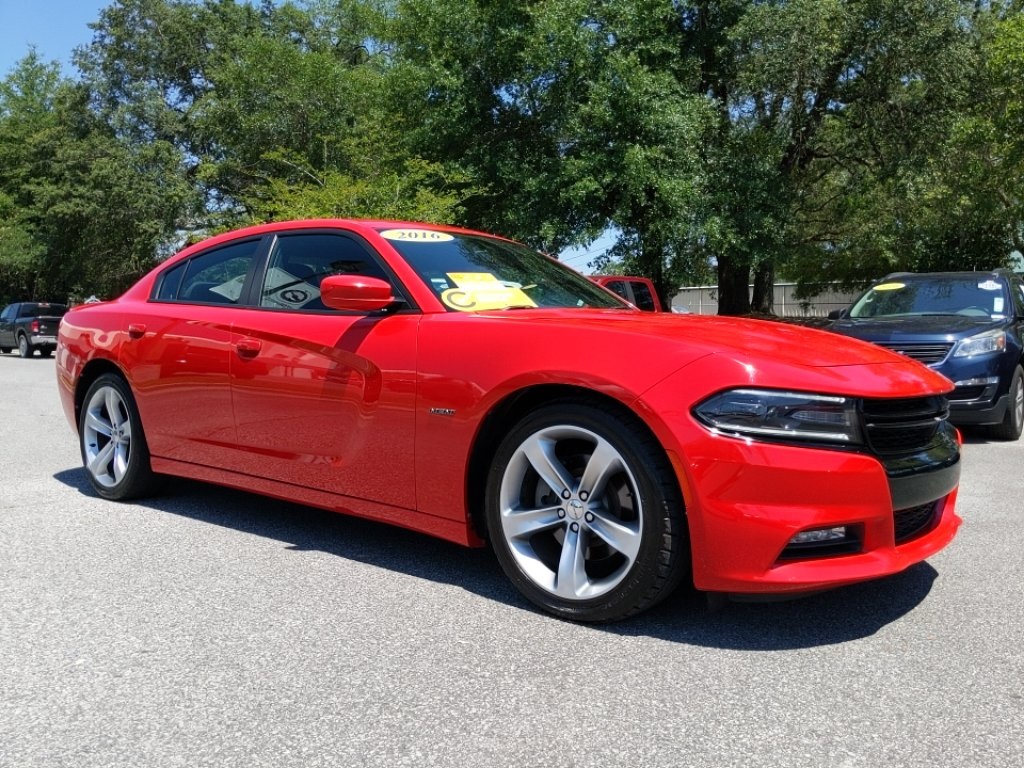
[80, 373, 160, 500]
[485, 401, 688, 622]
[990, 366, 1024, 441]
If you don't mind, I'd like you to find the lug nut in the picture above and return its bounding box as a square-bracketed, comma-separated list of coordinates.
[585, 512, 595, 523]
[579, 491, 589, 501]
[570, 522, 579, 532]
[558, 509, 566, 518]
[561, 489, 571, 499]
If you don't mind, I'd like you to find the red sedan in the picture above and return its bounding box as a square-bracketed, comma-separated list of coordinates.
[56, 220, 961, 621]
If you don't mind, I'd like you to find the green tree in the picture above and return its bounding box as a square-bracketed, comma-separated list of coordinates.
[0, 52, 194, 302]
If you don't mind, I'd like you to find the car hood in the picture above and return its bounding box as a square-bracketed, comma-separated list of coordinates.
[478, 309, 898, 368]
[831, 315, 1003, 342]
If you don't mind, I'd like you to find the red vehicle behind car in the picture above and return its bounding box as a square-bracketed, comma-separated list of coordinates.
[591, 275, 666, 311]
[56, 220, 961, 621]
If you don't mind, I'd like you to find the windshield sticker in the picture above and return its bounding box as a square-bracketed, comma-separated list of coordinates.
[440, 272, 537, 311]
[978, 280, 1001, 291]
[380, 228, 454, 243]
[872, 282, 905, 292]
[261, 266, 320, 309]
[994, 297, 1005, 313]
[210, 275, 246, 302]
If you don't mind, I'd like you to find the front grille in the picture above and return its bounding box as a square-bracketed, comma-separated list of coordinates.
[861, 396, 948, 455]
[894, 501, 939, 543]
[876, 342, 953, 365]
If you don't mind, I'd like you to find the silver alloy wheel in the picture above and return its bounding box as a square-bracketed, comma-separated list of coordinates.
[17, 334, 29, 357]
[498, 425, 643, 600]
[82, 384, 133, 488]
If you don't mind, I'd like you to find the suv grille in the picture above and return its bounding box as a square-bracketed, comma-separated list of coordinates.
[875, 342, 953, 365]
[894, 501, 939, 543]
[861, 396, 949, 455]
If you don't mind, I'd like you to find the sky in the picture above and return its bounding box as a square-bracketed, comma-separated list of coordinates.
[0, 1, 110, 77]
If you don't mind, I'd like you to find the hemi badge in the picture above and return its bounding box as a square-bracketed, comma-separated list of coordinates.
[430, 408, 456, 416]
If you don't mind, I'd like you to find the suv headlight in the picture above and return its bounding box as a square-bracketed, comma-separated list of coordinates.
[953, 329, 1006, 358]
[694, 389, 862, 444]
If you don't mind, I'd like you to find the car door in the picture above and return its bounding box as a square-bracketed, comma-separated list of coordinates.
[228, 229, 419, 511]
[0, 304, 16, 347]
[121, 237, 265, 468]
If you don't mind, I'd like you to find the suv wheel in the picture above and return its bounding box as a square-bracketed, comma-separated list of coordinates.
[990, 366, 1024, 441]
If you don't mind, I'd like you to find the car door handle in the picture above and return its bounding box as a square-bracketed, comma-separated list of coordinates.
[127, 323, 146, 339]
[236, 339, 262, 359]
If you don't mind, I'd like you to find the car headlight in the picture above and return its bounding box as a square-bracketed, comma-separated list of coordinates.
[953, 329, 1006, 358]
[693, 389, 862, 444]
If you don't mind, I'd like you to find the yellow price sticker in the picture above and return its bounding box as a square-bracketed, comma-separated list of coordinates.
[872, 282, 906, 291]
[440, 272, 537, 311]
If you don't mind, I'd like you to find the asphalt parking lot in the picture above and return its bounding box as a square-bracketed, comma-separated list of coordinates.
[2, 355, 1022, 768]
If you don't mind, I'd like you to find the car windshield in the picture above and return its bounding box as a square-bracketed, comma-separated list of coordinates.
[378, 227, 627, 311]
[849, 277, 1009, 320]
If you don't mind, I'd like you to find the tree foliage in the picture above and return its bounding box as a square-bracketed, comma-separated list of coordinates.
[1, 1, 1022, 310]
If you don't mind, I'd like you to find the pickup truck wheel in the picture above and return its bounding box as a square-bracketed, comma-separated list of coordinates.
[17, 334, 33, 358]
[39, 349, 52, 359]
[80, 373, 160, 500]
[485, 401, 688, 622]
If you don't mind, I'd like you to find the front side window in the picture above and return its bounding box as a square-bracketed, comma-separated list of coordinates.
[630, 281, 656, 311]
[259, 233, 394, 311]
[379, 227, 626, 311]
[161, 239, 262, 305]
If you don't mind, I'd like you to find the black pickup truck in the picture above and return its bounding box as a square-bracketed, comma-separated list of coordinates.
[0, 302, 68, 358]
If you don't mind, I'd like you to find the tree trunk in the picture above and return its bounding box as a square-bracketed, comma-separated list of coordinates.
[716, 254, 751, 315]
[751, 260, 775, 314]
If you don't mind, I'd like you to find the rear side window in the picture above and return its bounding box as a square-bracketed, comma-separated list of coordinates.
[155, 239, 261, 304]
[603, 280, 629, 300]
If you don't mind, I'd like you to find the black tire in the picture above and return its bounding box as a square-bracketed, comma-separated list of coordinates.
[989, 366, 1024, 441]
[17, 334, 33, 358]
[79, 373, 160, 500]
[485, 400, 689, 622]
[0, 347, 10, 354]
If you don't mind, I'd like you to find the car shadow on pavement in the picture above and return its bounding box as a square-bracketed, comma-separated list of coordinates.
[54, 467, 939, 650]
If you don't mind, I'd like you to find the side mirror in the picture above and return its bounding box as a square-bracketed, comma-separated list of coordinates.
[827, 309, 846, 320]
[320, 275, 397, 312]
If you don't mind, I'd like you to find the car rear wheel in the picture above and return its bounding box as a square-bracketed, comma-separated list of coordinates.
[80, 373, 160, 500]
[990, 366, 1024, 441]
[17, 334, 33, 358]
[485, 401, 688, 622]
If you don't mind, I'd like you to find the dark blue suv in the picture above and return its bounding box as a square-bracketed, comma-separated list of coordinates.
[829, 270, 1024, 440]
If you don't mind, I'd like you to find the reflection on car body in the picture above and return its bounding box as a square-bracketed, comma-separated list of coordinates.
[57, 220, 961, 621]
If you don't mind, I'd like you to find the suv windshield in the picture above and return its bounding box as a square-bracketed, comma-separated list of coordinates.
[378, 227, 626, 311]
[849, 277, 1009, 320]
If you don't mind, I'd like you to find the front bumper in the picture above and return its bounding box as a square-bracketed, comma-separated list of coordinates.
[668, 432, 961, 595]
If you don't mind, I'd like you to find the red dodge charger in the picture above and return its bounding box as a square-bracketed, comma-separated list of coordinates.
[57, 220, 961, 621]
